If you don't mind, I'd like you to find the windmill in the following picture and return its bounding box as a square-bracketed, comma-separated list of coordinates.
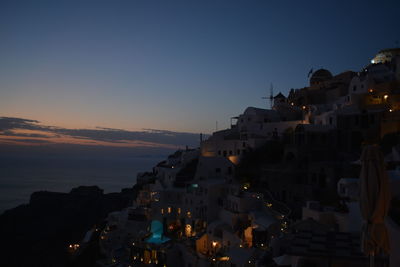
[262, 83, 274, 109]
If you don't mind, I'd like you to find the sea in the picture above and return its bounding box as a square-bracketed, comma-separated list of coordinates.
[0, 154, 166, 214]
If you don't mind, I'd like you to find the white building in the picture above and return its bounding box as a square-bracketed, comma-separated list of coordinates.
[201, 106, 303, 163]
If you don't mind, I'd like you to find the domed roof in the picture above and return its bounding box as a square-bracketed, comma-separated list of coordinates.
[377, 48, 400, 54]
[371, 48, 400, 64]
[310, 69, 332, 86]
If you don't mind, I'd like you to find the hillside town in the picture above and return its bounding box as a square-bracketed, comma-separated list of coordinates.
[92, 48, 400, 267]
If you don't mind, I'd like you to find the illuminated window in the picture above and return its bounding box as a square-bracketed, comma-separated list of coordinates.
[167, 207, 171, 214]
[161, 208, 164, 215]
[187, 211, 191, 218]
[177, 208, 181, 214]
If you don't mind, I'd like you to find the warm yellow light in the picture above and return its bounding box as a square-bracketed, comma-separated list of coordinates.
[228, 155, 239, 164]
[212, 241, 217, 248]
[187, 211, 191, 218]
[291, 102, 294, 106]
[384, 94, 389, 100]
[389, 109, 393, 112]
[185, 224, 192, 237]
[161, 208, 164, 214]
[167, 207, 171, 214]
[302, 105, 306, 110]
[177, 207, 181, 214]
[369, 89, 374, 93]
[243, 183, 250, 190]
[70, 244, 80, 249]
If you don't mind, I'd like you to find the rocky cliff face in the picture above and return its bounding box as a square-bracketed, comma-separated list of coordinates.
[0, 185, 138, 267]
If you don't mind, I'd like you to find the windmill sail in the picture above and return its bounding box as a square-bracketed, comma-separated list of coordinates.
[261, 83, 274, 109]
[307, 68, 313, 78]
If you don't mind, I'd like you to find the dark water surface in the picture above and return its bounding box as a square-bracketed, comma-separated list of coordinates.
[0, 155, 165, 214]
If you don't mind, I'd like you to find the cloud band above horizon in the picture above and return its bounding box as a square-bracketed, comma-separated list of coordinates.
[0, 117, 201, 149]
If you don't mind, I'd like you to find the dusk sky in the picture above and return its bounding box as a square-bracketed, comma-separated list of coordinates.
[1, 0, 400, 136]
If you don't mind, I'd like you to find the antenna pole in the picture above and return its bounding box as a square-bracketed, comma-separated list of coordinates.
[270, 83, 274, 109]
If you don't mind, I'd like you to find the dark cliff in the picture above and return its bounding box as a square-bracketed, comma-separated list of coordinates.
[0, 185, 138, 267]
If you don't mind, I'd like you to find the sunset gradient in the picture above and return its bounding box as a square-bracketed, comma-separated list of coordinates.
[1, 0, 400, 134]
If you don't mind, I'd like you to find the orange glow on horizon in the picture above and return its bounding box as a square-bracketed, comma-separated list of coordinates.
[0, 129, 179, 149]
